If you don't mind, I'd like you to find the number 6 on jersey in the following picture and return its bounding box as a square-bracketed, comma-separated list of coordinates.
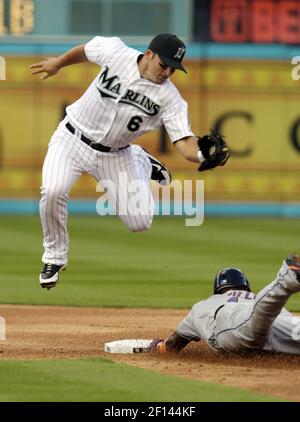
[127, 116, 143, 132]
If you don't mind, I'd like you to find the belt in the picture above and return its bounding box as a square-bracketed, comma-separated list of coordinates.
[66, 122, 129, 152]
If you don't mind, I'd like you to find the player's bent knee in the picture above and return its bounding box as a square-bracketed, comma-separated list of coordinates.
[128, 221, 152, 232]
[129, 223, 151, 233]
[124, 215, 153, 232]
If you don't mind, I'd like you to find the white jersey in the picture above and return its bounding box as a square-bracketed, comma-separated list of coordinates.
[66, 36, 194, 149]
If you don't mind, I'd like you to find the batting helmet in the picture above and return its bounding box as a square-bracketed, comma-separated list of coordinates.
[213, 268, 251, 294]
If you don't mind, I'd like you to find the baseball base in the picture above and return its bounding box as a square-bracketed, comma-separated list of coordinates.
[104, 339, 153, 354]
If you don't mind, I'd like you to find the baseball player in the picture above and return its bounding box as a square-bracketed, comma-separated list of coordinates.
[30, 33, 230, 289]
[151, 253, 300, 355]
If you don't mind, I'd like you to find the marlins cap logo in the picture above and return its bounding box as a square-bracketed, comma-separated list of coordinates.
[174, 47, 185, 60]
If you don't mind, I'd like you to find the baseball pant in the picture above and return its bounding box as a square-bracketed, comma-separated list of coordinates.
[40, 121, 154, 265]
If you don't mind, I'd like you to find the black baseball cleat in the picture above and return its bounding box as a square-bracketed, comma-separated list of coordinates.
[285, 253, 300, 281]
[39, 263, 67, 290]
[143, 148, 171, 186]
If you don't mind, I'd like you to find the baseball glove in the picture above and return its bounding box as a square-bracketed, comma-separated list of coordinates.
[197, 130, 230, 172]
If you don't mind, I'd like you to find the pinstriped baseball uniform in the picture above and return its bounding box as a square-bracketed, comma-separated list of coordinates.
[176, 261, 300, 355]
[40, 36, 194, 265]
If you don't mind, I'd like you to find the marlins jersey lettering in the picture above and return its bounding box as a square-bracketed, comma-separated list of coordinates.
[66, 36, 194, 149]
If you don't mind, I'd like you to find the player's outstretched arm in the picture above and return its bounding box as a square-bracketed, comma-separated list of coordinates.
[175, 132, 230, 171]
[150, 331, 192, 353]
[174, 136, 200, 163]
[29, 44, 88, 80]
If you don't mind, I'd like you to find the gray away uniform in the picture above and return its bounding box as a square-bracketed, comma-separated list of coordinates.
[177, 260, 300, 355]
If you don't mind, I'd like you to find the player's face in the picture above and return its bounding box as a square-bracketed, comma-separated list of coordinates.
[145, 52, 176, 84]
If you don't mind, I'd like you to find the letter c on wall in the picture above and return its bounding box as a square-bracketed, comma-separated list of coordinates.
[212, 111, 254, 157]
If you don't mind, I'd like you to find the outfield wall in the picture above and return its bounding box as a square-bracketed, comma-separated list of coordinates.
[0, 40, 300, 215]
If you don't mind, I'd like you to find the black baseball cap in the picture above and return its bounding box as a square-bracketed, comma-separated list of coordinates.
[148, 33, 187, 73]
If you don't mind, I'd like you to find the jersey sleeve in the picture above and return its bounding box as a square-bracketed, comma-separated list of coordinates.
[84, 36, 125, 66]
[176, 308, 201, 341]
[161, 90, 195, 143]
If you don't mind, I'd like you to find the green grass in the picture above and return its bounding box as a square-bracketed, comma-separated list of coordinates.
[0, 216, 300, 310]
[0, 358, 284, 402]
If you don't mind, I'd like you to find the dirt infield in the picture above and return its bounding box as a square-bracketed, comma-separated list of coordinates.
[1, 304, 300, 401]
